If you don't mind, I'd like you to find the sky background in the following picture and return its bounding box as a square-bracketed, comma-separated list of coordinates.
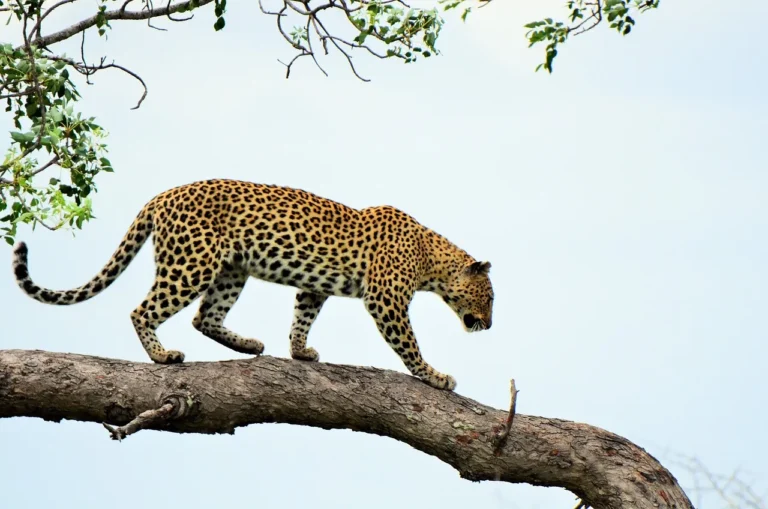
[1, 0, 767, 507]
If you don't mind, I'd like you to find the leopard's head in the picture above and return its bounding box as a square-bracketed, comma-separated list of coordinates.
[443, 260, 494, 332]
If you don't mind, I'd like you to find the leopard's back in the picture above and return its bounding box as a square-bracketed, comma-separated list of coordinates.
[151, 179, 373, 297]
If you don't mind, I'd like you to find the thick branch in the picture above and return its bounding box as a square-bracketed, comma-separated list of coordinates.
[0, 349, 692, 509]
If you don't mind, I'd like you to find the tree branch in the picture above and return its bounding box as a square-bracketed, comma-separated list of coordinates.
[28, 0, 216, 49]
[0, 349, 693, 509]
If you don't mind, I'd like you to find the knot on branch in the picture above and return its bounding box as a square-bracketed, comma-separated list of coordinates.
[162, 392, 198, 419]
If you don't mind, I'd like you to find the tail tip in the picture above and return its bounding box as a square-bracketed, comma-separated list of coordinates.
[13, 241, 28, 258]
[12, 241, 29, 281]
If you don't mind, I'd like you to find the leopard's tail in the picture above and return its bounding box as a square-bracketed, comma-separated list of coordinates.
[12, 201, 155, 306]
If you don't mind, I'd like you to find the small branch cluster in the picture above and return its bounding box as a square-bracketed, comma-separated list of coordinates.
[669, 454, 766, 509]
[260, 0, 453, 82]
[524, 0, 660, 73]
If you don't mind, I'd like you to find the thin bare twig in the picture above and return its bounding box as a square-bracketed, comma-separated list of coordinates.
[32, 0, 78, 39]
[285, 0, 335, 16]
[258, 0, 287, 16]
[278, 53, 311, 78]
[304, 16, 328, 77]
[119, 0, 135, 15]
[80, 31, 93, 84]
[44, 55, 148, 109]
[324, 34, 388, 59]
[312, 16, 370, 81]
[106, 62, 148, 109]
[569, 1, 604, 37]
[145, 0, 169, 31]
[166, 0, 193, 22]
[31, 155, 59, 176]
[0, 91, 33, 99]
[661, 450, 766, 509]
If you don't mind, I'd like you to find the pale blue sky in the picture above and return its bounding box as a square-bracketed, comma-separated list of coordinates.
[1, 1, 767, 507]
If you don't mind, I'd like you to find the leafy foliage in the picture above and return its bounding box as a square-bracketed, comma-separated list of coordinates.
[525, 0, 660, 73]
[348, 2, 443, 63]
[0, 42, 110, 245]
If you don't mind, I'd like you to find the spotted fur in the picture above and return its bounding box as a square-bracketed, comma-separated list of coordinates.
[12, 179, 494, 390]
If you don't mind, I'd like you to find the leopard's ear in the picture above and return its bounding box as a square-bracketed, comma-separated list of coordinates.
[466, 261, 491, 276]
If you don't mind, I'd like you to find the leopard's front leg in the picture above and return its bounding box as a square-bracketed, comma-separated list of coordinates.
[363, 286, 456, 391]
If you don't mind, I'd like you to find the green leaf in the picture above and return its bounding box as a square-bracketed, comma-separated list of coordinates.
[10, 131, 35, 143]
[214, 17, 225, 31]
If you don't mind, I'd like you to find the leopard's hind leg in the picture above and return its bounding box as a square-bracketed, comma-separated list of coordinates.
[192, 263, 264, 355]
[130, 277, 206, 364]
[130, 226, 219, 364]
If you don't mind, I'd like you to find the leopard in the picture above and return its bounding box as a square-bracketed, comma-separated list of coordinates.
[11, 179, 494, 390]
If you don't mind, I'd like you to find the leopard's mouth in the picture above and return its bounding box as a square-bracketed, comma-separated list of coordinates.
[462, 313, 488, 332]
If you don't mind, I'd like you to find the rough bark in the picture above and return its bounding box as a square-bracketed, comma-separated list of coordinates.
[0, 349, 692, 509]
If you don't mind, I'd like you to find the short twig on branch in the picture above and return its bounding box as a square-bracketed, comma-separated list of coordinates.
[102, 400, 181, 441]
[492, 379, 518, 453]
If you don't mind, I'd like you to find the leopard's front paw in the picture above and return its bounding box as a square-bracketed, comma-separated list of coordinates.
[291, 347, 320, 362]
[424, 373, 456, 391]
[243, 338, 265, 356]
[155, 349, 185, 364]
